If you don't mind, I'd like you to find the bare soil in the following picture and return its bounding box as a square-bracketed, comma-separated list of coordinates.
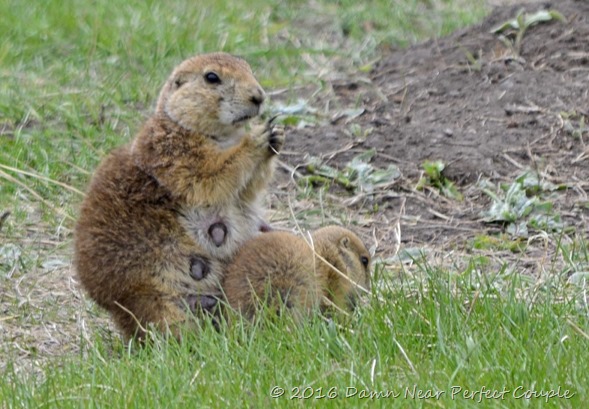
[278, 0, 589, 262]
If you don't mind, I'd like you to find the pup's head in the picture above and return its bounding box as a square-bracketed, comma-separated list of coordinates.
[311, 226, 372, 311]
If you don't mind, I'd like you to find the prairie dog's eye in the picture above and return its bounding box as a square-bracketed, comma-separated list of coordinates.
[360, 256, 369, 268]
[204, 72, 221, 84]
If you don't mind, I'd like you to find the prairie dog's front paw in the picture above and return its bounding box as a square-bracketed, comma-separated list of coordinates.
[268, 123, 285, 155]
[251, 122, 285, 156]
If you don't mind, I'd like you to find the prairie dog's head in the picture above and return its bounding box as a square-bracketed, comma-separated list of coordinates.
[312, 226, 371, 311]
[156, 52, 265, 138]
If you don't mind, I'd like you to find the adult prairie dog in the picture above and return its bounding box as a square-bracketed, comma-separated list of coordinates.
[223, 226, 371, 321]
[132, 52, 284, 260]
[74, 52, 284, 339]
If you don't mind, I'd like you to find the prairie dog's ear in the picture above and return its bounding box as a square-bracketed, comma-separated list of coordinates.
[172, 72, 191, 89]
[340, 236, 350, 248]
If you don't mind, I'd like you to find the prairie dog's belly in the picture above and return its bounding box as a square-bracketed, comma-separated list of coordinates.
[179, 202, 266, 261]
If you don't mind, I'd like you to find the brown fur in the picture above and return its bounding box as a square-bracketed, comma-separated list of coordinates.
[74, 52, 284, 340]
[223, 226, 371, 321]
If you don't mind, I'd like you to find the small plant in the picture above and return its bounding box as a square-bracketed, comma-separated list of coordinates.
[472, 234, 526, 253]
[345, 122, 373, 140]
[416, 160, 463, 201]
[491, 8, 567, 55]
[459, 46, 482, 72]
[481, 171, 566, 237]
[267, 99, 320, 128]
[302, 149, 400, 194]
[560, 111, 588, 139]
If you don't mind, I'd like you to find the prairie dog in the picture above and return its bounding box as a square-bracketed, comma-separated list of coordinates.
[223, 226, 371, 321]
[132, 52, 283, 260]
[74, 53, 283, 339]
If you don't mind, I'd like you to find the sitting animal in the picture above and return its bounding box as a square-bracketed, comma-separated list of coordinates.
[223, 226, 371, 321]
[74, 52, 284, 340]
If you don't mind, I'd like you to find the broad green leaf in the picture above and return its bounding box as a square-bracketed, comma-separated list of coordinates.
[490, 9, 566, 34]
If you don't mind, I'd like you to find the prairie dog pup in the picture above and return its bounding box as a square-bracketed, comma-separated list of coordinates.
[74, 53, 283, 339]
[223, 226, 371, 321]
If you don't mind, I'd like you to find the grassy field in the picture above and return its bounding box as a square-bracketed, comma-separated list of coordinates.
[1, 0, 588, 407]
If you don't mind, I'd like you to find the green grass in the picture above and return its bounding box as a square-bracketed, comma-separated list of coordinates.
[4, 0, 589, 408]
[2, 259, 588, 408]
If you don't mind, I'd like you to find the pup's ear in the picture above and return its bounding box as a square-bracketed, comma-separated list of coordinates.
[340, 236, 350, 248]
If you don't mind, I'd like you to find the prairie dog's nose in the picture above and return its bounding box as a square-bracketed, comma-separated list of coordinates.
[250, 87, 265, 107]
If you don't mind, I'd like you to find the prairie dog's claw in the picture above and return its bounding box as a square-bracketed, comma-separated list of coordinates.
[252, 122, 285, 155]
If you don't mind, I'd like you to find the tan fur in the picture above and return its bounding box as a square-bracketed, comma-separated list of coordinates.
[223, 226, 371, 321]
[74, 52, 284, 340]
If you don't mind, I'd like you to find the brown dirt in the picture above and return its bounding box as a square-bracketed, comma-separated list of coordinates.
[276, 0, 589, 264]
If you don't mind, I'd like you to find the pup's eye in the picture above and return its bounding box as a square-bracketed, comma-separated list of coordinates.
[204, 72, 221, 84]
[360, 256, 369, 268]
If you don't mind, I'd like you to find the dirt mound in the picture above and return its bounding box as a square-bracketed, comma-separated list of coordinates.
[281, 0, 589, 253]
